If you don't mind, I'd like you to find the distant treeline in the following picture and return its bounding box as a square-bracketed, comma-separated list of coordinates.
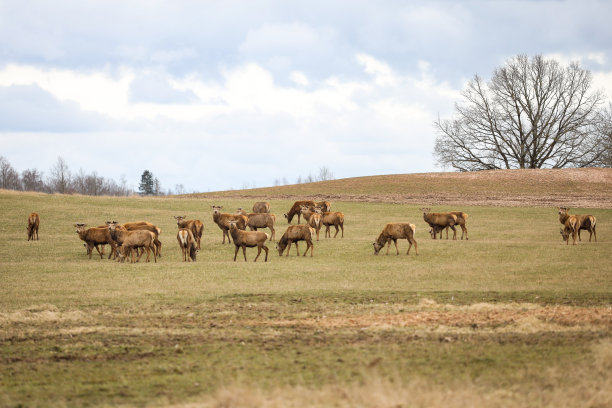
[0, 155, 133, 196]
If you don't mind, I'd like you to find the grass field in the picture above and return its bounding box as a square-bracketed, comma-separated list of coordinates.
[1, 177, 611, 407]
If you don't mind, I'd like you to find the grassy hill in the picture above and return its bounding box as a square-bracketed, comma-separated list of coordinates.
[1, 169, 611, 407]
[196, 168, 612, 208]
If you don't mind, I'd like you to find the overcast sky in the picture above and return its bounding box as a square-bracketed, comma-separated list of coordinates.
[1, 0, 611, 192]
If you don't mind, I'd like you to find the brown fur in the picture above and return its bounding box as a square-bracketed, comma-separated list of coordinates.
[212, 206, 247, 244]
[228, 221, 269, 262]
[177, 228, 198, 262]
[300, 206, 322, 241]
[74, 224, 118, 260]
[27, 212, 40, 241]
[558, 207, 580, 245]
[114, 221, 163, 257]
[284, 200, 316, 224]
[316, 201, 331, 212]
[108, 223, 157, 263]
[421, 208, 457, 240]
[276, 225, 314, 257]
[373, 223, 418, 255]
[252, 201, 271, 213]
[558, 207, 596, 243]
[174, 216, 203, 249]
[240, 211, 276, 241]
[320, 211, 344, 238]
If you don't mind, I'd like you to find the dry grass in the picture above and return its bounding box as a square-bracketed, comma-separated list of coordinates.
[194, 168, 612, 208]
[1, 170, 611, 407]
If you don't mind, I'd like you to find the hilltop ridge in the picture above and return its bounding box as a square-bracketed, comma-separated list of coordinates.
[195, 168, 612, 208]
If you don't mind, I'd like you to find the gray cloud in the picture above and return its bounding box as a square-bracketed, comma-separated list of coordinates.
[0, 84, 114, 132]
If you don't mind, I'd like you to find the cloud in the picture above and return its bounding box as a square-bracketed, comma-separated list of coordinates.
[0, 84, 113, 132]
[1, 1, 611, 191]
[128, 71, 198, 104]
[0, 52, 460, 190]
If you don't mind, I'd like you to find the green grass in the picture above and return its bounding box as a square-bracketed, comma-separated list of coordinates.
[1, 191, 611, 407]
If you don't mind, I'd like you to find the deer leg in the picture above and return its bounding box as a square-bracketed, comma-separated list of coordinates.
[333, 225, 339, 238]
[136, 246, 146, 262]
[294, 242, 300, 256]
[254, 246, 261, 262]
[451, 225, 457, 240]
[242, 246, 248, 262]
[94, 244, 104, 259]
[233, 245, 239, 261]
[155, 238, 162, 257]
[393, 239, 400, 255]
[263, 245, 269, 262]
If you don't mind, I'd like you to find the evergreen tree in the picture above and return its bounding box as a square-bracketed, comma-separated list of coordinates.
[139, 170, 154, 195]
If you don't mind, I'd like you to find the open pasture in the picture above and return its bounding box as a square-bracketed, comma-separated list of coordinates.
[1, 189, 611, 407]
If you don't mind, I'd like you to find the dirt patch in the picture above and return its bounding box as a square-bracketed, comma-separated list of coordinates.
[247, 303, 612, 332]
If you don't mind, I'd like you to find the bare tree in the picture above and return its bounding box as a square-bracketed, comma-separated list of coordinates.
[22, 168, 45, 191]
[0, 156, 21, 190]
[434, 55, 607, 171]
[317, 166, 334, 181]
[48, 156, 71, 193]
[598, 103, 612, 167]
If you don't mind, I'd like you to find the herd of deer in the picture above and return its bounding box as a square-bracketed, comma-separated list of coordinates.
[24, 204, 597, 263]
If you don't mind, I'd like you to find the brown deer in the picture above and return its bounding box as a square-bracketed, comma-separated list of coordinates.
[276, 225, 315, 257]
[373, 223, 418, 256]
[320, 210, 344, 238]
[108, 222, 157, 263]
[74, 224, 118, 260]
[110, 221, 163, 257]
[284, 200, 316, 224]
[27, 212, 40, 241]
[177, 228, 198, 262]
[212, 206, 247, 244]
[430, 211, 469, 240]
[558, 207, 579, 245]
[252, 201, 271, 213]
[228, 221, 269, 262]
[421, 208, 457, 240]
[300, 206, 323, 241]
[558, 207, 596, 243]
[174, 216, 203, 249]
[237, 209, 276, 241]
